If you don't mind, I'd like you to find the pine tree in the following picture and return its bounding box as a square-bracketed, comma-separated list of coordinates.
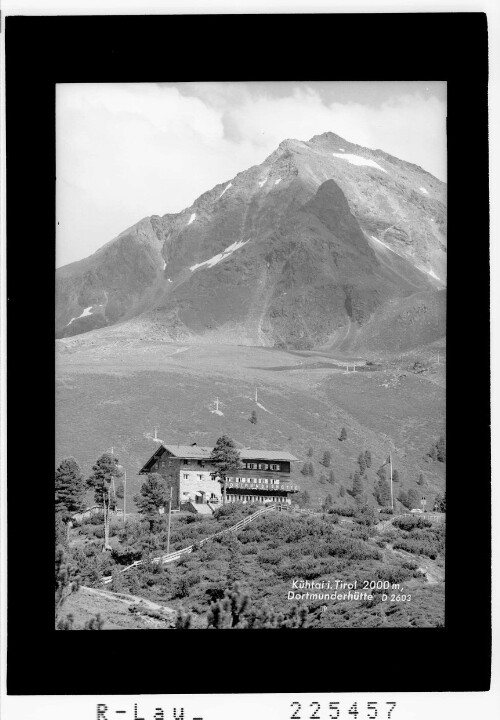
[134, 473, 170, 531]
[398, 490, 410, 509]
[376, 478, 391, 506]
[376, 466, 387, 483]
[55, 457, 86, 541]
[321, 450, 331, 467]
[209, 435, 242, 504]
[392, 469, 400, 483]
[328, 470, 335, 484]
[358, 453, 366, 474]
[319, 474, 327, 484]
[300, 463, 309, 476]
[434, 492, 446, 512]
[436, 436, 446, 463]
[364, 450, 372, 468]
[339, 485, 346, 497]
[306, 447, 314, 457]
[417, 473, 425, 486]
[307, 462, 314, 477]
[87, 453, 123, 549]
[55, 545, 80, 621]
[297, 490, 311, 507]
[339, 427, 347, 441]
[352, 471, 363, 496]
[249, 410, 258, 424]
[408, 488, 421, 510]
[322, 493, 334, 512]
[428, 444, 438, 461]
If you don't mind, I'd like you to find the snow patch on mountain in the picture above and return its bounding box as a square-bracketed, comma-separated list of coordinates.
[163, 261, 167, 270]
[419, 187, 429, 194]
[427, 269, 441, 281]
[167, 278, 173, 282]
[370, 235, 392, 251]
[332, 153, 387, 173]
[274, 178, 282, 185]
[190, 239, 249, 272]
[218, 183, 232, 199]
[258, 178, 267, 188]
[338, 148, 345, 152]
[187, 213, 196, 225]
[67, 306, 93, 326]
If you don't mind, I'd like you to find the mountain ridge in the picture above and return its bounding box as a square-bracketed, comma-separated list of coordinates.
[56, 131, 446, 353]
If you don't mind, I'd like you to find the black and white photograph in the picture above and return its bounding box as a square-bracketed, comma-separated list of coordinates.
[3, 9, 493, 709]
[54, 81, 447, 630]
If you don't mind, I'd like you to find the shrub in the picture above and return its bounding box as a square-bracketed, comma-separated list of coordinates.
[339, 427, 347, 441]
[321, 451, 332, 467]
[393, 516, 432, 531]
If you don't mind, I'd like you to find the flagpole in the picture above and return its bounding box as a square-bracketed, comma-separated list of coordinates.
[390, 452, 394, 511]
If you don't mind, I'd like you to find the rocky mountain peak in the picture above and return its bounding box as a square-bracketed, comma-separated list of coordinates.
[56, 131, 446, 352]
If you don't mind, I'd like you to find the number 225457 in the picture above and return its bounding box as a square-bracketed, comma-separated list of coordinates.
[290, 701, 397, 720]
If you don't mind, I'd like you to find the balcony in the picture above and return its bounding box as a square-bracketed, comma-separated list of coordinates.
[225, 482, 299, 493]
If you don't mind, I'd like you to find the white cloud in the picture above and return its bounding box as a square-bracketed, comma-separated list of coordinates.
[56, 82, 446, 267]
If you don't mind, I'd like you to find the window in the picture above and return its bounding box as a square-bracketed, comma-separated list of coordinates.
[198, 474, 203, 481]
[247, 463, 256, 470]
[271, 464, 280, 471]
[184, 459, 188, 464]
[259, 463, 268, 470]
[183, 474, 188, 480]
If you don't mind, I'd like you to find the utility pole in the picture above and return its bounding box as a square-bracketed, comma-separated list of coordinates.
[390, 453, 394, 511]
[255, 388, 258, 404]
[123, 470, 127, 525]
[215, 397, 219, 413]
[166, 486, 173, 555]
[154, 426, 158, 440]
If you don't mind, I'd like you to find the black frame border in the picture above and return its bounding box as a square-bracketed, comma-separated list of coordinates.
[6, 12, 490, 695]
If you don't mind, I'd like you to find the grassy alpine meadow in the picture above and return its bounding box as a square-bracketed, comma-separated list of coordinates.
[56, 341, 445, 510]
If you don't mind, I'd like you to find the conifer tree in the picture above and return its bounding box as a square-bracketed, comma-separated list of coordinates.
[358, 453, 366, 474]
[321, 450, 332, 467]
[210, 435, 242, 505]
[352, 471, 363, 496]
[134, 472, 170, 531]
[307, 447, 314, 457]
[55, 457, 86, 541]
[307, 462, 314, 477]
[249, 410, 258, 424]
[376, 478, 391, 506]
[436, 436, 446, 463]
[322, 493, 334, 512]
[339, 485, 346, 497]
[392, 469, 400, 483]
[408, 488, 421, 510]
[328, 470, 335, 484]
[55, 546, 80, 620]
[417, 473, 425, 486]
[364, 450, 372, 468]
[87, 453, 123, 549]
[339, 427, 347, 441]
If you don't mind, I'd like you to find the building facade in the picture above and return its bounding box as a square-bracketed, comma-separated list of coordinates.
[139, 444, 299, 510]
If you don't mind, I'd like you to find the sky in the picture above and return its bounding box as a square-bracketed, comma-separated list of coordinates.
[56, 81, 446, 267]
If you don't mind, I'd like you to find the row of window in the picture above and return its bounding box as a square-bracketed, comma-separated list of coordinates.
[229, 477, 280, 485]
[244, 463, 280, 471]
[156, 459, 282, 471]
